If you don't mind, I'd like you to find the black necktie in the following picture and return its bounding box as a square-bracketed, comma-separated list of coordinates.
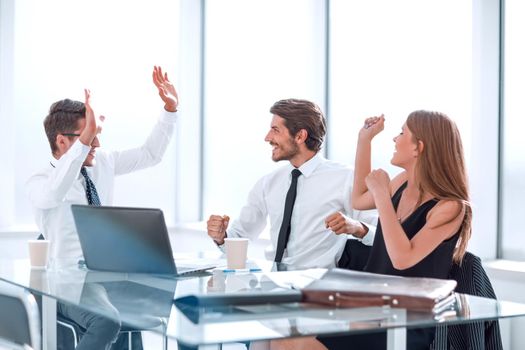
[80, 167, 101, 206]
[275, 169, 302, 263]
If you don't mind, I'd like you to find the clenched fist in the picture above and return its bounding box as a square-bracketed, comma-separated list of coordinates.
[207, 214, 230, 245]
[325, 211, 368, 238]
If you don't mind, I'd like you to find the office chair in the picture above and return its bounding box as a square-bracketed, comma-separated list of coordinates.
[0, 281, 41, 350]
[432, 251, 503, 350]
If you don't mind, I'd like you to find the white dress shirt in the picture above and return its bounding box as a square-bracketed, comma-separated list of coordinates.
[26, 110, 177, 269]
[226, 153, 377, 268]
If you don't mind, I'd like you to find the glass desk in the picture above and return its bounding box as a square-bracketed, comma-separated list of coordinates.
[2, 256, 525, 350]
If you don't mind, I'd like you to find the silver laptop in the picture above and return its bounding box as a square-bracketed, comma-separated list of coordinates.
[71, 204, 215, 276]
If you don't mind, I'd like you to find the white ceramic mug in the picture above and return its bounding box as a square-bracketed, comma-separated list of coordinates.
[224, 237, 249, 269]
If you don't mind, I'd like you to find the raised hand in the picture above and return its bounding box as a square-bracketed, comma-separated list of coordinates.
[152, 66, 179, 112]
[359, 114, 385, 141]
[79, 89, 103, 146]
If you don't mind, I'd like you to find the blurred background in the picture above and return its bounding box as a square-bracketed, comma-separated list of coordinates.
[0, 0, 523, 262]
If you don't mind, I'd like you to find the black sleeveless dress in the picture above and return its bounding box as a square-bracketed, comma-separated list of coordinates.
[365, 181, 459, 278]
[319, 182, 460, 350]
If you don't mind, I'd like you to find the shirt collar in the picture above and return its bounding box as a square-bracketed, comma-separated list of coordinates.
[288, 152, 324, 178]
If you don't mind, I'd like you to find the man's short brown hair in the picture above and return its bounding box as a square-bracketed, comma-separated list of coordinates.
[269, 98, 326, 152]
[43, 99, 85, 154]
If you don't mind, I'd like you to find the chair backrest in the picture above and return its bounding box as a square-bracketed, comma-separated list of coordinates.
[449, 251, 498, 299]
[0, 281, 41, 350]
[433, 251, 503, 350]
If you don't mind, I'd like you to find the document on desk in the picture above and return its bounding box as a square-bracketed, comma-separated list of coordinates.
[173, 268, 326, 308]
[302, 268, 457, 314]
[173, 268, 457, 314]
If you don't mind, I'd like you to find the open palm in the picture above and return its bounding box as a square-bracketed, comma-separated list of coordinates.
[153, 66, 179, 112]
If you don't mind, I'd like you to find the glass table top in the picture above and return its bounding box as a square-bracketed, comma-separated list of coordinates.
[2, 256, 525, 346]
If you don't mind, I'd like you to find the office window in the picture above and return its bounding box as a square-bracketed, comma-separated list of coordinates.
[329, 0, 472, 172]
[202, 0, 325, 219]
[3, 0, 180, 227]
[501, 0, 525, 260]
[328, 1, 507, 259]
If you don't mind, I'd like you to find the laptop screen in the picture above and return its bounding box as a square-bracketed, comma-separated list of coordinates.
[71, 205, 177, 274]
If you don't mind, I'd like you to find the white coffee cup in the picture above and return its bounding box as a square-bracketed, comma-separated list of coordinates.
[207, 270, 226, 292]
[224, 237, 249, 269]
[28, 240, 49, 269]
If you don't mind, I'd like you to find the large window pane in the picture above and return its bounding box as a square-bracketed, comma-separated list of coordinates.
[8, 0, 180, 227]
[328, 1, 508, 259]
[329, 0, 472, 173]
[203, 0, 325, 219]
[501, 0, 525, 260]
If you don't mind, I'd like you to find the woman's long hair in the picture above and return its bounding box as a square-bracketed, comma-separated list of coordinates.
[406, 110, 471, 263]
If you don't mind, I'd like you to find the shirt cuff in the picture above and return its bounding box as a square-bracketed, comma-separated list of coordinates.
[159, 109, 178, 124]
[214, 232, 227, 253]
[216, 242, 226, 253]
[359, 222, 376, 246]
[73, 138, 91, 155]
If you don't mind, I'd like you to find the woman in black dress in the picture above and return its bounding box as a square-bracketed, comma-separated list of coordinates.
[271, 110, 472, 350]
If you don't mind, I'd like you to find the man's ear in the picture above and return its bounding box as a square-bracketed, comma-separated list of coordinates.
[54, 134, 68, 157]
[295, 129, 308, 144]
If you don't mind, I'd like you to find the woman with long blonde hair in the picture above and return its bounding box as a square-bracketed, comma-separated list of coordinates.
[354, 110, 471, 273]
[272, 110, 472, 350]
[324, 110, 471, 350]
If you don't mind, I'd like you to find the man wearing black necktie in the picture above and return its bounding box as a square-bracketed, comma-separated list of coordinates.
[207, 99, 377, 269]
[26, 66, 179, 350]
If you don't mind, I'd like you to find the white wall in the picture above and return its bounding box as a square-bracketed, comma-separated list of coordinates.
[485, 262, 525, 349]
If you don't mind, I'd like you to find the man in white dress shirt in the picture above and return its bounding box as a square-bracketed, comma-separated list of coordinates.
[207, 99, 377, 269]
[26, 66, 178, 350]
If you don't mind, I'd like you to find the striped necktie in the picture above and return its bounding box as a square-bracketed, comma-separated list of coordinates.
[80, 167, 101, 206]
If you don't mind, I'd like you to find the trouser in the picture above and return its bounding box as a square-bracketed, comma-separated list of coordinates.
[58, 283, 121, 350]
[58, 302, 120, 350]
